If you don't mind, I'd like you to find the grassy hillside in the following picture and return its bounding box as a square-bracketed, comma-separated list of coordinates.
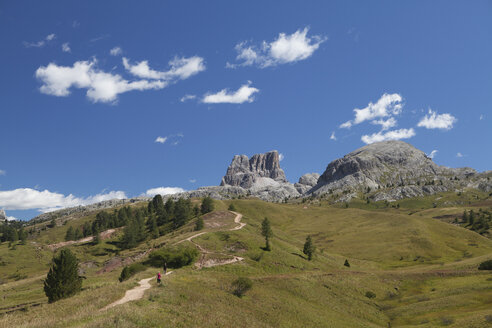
[0, 194, 491, 327]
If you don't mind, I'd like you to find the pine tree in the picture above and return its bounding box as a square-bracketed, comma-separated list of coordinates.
[344, 259, 350, 267]
[150, 217, 159, 238]
[195, 217, 204, 231]
[65, 226, 75, 241]
[303, 235, 316, 260]
[152, 194, 165, 216]
[74, 228, 83, 240]
[164, 198, 175, 217]
[18, 228, 27, 244]
[200, 196, 214, 215]
[174, 198, 191, 228]
[44, 249, 82, 303]
[261, 218, 273, 251]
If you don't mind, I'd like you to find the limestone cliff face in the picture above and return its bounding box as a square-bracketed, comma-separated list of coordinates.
[220, 151, 287, 188]
[0, 209, 6, 222]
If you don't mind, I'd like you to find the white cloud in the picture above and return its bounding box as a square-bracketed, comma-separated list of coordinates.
[279, 153, 284, 161]
[24, 33, 56, 48]
[123, 56, 205, 80]
[0, 188, 126, 213]
[110, 47, 122, 56]
[417, 109, 457, 130]
[145, 187, 185, 197]
[6, 215, 18, 221]
[339, 121, 352, 129]
[228, 27, 326, 68]
[456, 152, 463, 158]
[202, 82, 259, 104]
[428, 150, 438, 159]
[61, 43, 71, 53]
[155, 136, 167, 144]
[0, 169, 5, 175]
[342, 93, 403, 128]
[35, 59, 167, 103]
[361, 128, 415, 144]
[189, 179, 197, 183]
[479, 114, 484, 120]
[180, 94, 196, 102]
[371, 117, 397, 131]
[330, 131, 336, 140]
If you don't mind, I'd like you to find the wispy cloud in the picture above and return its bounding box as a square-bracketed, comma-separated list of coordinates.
[145, 187, 185, 196]
[202, 82, 259, 104]
[361, 128, 415, 144]
[155, 136, 167, 144]
[0, 169, 5, 175]
[0, 188, 126, 213]
[123, 56, 205, 80]
[279, 153, 284, 161]
[180, 94, 196, 102]
[72, 20, 80, 28]
[417, 109, 457, 130]
[90, 34, 110, 42]
[36, 58, 167, 103]
[227, 27, 326, 68]
[189, 179, 197, 183]
[24, 33, 56, 48]
[479, 114, 484, 120]
[456, 152, 463, 158]
[110, 47, 122, 56]
[428, 150, 438, 159]
[330, 131, 336, 141]
[61, 42, 71, 53]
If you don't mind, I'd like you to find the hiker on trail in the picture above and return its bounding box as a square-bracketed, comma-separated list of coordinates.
[157, 272, 161, 284]
[163, 262, 167, 274]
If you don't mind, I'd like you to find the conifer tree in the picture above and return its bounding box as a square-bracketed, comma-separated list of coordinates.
[200, 196, 214, 214]
[65, 226, 75, 241]
[261, 218, 273, 251]
[303, 235, 316, 260]
[195, 217, 204, 231]
[44, 249, 82, 303]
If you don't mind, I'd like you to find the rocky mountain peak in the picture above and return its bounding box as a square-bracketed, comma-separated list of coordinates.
[220, 150, 287, 188]
[0, 209, 6, 222]
[309, 140, 480, 201]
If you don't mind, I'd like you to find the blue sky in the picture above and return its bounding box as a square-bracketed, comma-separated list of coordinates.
[0, 1, 491, 220]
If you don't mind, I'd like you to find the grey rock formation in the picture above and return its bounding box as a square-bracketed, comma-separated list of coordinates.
[0, 209, 6, 222]
[220, 150, 299, 201]
[309, 140, 480, 201]
[220, 151, 287, 188]
[294, 173, 320, 194]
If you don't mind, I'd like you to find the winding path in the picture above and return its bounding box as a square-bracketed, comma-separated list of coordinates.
[101, 211, 245, 310]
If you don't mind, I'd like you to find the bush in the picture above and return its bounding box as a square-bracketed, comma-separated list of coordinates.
[365, 291, 376, 299]
[344, 259, 350, 267]
[478, 259, 492, 270]
[231, 277, 252, 297]
[119, 262, 147, 282]
[147, 246, 199, 269]
[228, 203, 236, 211]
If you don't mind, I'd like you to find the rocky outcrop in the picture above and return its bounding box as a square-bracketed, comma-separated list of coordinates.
[220, 151, 287, 188]
[295, 173, 320, 194]
[0, 209, 6, 222]
[308, 140, 480, 202]
[219, 150, 299, 201]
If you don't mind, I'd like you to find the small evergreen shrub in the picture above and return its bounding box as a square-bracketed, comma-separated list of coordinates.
[344, 259, 350, 267]
[365, 291, 376, 299]
[478, 259, 492, 270]
[228, 203, 236, 211]
[147, 246, 199, 268]
[231, 277, 252, 297]
[119, 262, 147, 282]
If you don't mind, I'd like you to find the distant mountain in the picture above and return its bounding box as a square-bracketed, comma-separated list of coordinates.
[29, 141, 491, 223]
[309, 140, 491, 202]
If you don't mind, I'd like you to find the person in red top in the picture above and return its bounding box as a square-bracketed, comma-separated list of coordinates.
[157, 272, 161, 284]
